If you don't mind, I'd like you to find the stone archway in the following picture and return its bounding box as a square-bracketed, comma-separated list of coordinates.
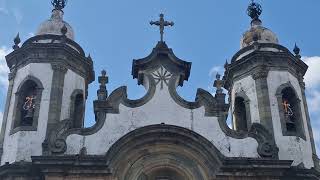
[106, 124, 224, 180]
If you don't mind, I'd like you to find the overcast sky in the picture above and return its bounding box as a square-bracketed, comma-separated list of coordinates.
[0, 0, 319, 155]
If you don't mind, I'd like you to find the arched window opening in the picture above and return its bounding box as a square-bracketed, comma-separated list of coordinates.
[281, 87, 299, 133]
[12, 78, 43, 131]
[276, 84, 305, 139]
[234, 97, 248, 132]
[71, 92, 84, 128]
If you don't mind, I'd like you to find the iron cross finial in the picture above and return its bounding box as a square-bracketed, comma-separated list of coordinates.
[150, 13, 174, 42]
[51, 0, 68, 10]
[247, 0, 262, 21]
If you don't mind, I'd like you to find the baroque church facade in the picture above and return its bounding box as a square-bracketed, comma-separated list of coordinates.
[0, 0, 319, 179]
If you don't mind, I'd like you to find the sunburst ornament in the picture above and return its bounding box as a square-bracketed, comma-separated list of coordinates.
[152, 67, 172, 90]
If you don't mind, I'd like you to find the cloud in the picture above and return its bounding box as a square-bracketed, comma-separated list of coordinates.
[209, 65, 224, 78]
[303, 56, 320, 157]
[0, 46, 11, 89]
[303, 56, 320, 89]
[0, 0, 8, 15]
[12, 8, 22, 25]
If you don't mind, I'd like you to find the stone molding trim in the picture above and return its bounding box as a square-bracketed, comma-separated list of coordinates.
[216, 116, 279, 159]
[1, 158, 319, 179]
[44, 75, 156, 155]
[168, 75, 229, 116]
[132, 41, 191, 87]
[105, 124, 224, 179]
[224, 43, 308, 91]
[43, 44, 278, 159]
[5, 34, 95, 85]
[275, 82, 306, 140]
[10, 75, 44, 135]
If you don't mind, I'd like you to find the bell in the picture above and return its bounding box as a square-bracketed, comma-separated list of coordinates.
[22, 108, 34, 126]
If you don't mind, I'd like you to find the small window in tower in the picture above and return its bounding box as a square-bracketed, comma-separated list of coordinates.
[11, 77, 43, 134]
[71, 91, 84, 128]
[234, 96, 248, 132]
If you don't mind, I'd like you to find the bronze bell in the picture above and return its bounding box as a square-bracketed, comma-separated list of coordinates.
[22, 108, 34, 126]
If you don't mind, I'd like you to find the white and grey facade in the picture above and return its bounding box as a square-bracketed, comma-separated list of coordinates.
[0, 1, 318, 180]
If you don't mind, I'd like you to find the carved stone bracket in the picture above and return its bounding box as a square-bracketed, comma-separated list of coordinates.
[249, 123, 279, 159]
[252, 65, 269, 80]
[51, 63, 68, 74]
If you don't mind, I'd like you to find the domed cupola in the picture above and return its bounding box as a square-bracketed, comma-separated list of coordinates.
[240, 1, 278, 48]
[36, 0, 74, 40]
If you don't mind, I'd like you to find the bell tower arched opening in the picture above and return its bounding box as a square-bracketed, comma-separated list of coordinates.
[276, 83, 305, 139]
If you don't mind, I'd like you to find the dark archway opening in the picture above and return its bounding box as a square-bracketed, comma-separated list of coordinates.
[234, 96, 248, 131]
[72, 93, 84, 128]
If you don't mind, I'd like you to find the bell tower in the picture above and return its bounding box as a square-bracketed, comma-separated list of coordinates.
[0, 0, 94, 164]
[224, 1, 318, 168]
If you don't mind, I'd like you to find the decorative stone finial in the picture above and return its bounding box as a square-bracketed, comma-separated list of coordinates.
[293, 43, 301, 58]
[224, 60, 229, 69]
[150, 13, 174, 42]
[247, 0, 262, 21]
[12, 33, 21, 50]
[214, 73, 224, 94]
[87, 54, 92, 61]
[97, 70, 109, 100]
[51, 0, 68, 10]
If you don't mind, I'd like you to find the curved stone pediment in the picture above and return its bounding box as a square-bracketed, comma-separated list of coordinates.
[45, 42, 278, 162]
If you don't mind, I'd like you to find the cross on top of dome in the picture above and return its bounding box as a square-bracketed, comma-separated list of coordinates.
[51, 0, 68, 10]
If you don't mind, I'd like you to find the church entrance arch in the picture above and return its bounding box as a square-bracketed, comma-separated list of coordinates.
[106, 124, 224, 180]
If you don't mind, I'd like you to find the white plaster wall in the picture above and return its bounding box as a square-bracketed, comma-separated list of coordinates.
[66, 67, 259, 158]
[231, 75, 260, 126]
[1, 63, 53, 165]
[60, 70, 85, 121]
[268, 71, 314, 168]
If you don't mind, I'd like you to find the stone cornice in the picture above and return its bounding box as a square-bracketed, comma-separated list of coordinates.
[224, 45, 308, 90]
[5, 36, 95, 84]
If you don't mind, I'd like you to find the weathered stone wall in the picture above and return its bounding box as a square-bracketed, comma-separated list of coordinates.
[66, 67, 259, 158]
[1, 63, 53, 165]
[231, 75, 261, 125]
[268, 70, 314, 168]
[60, 69, 86, 121]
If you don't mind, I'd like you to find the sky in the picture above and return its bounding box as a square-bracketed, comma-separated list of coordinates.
[0, 0, 319, 156]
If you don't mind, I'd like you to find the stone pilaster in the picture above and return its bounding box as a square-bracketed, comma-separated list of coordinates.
[0, 71, 16, 161]
[252, 66, 274, 137]
[43, 64, 67, 154]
